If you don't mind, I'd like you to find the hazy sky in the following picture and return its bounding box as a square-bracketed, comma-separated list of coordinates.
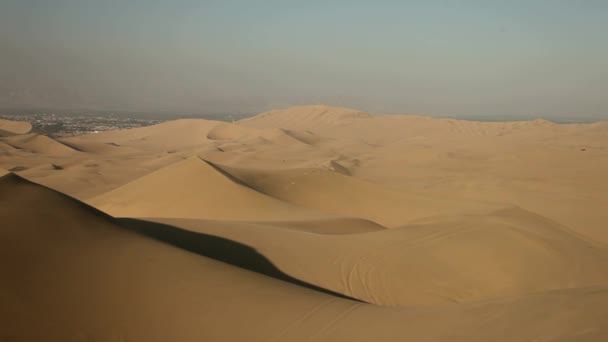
[1, 0, 607, 118]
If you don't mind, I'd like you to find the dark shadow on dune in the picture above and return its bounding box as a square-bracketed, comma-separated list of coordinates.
[202, 159, 256, 188]
[0, 129, 17, 137]
[117, 217, 364, 303]
[54, 139, 87, 152]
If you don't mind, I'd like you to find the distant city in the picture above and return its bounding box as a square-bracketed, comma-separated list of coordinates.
[0, 110, 252, 137]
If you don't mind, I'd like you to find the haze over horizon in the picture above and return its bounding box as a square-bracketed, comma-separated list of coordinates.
[1, 1, 607, 119]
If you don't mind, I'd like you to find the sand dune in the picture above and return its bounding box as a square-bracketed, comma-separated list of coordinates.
[16, 153, 189, 201]
[89, 156, 334, 221]
[239, 105, 370, 130]
[73, 118, 320, 155]
[2, 173, 608, 341]
[0, 118, 32, 135]
[206, 123, 320, 150]
[279, 128, 326, 145]
[151, 206, 608, 306]
[206, 121, 251, 140]
[0, 140, 17, 152]
[0, 172, 357, 340]
[1, 133, 81, 156]
[259, 217, 387, 234]
[243, 106, 608, 245]
[2, 105, 608, 341]
[73, 118, 218, 151]
[239, 106, 599, 147]
[211, 162, 504, 226]
[58, 136, 142, 154]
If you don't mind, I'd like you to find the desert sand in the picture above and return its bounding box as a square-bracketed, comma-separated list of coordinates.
[0, 118, 32, 136]
[2, 105, 608, 341]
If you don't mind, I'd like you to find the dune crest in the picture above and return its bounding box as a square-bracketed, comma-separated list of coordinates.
[1, 133, 80, 156]
[73, 118, 218, 151]
[153, 205, 608, 307]
[239, 105, 370, 130]
[210, 162, 504, 226]
[2, 173, 608, 341]
[0, 118, 32, 135]
[89, 156, 333, 221]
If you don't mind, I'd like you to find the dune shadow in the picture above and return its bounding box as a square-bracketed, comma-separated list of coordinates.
[117, 218, 363, 302]
[202, 159, 257, 189]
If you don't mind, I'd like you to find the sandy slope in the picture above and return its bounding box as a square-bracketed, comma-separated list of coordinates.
[2, 173, 608, 341]
[2, 105, 608, 341]
[89, 156, 334, 221]
[1, 133, 80, 156]
[71, 118, 218, 151]
[151, 208, 608, 307]
[258, 217, 387, 234]
[0, 140, 17, 152]
[239, 105, 370, 130]
[211, 162, 505, 226]
[0, 118, 32, 135]
[241, 105, 608, 244]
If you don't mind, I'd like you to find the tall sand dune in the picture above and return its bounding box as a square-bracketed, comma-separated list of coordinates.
[74, 118, 318, 154]
[58, 136, 142, 154]
[240, 105, 602, 147]
[207, 123, 321, 150]
[74, 119, 218, 151]
[89, 156, 333, 221]
[206, 121, 251, 140]
[23, 156, 193, 203]
[0, 118, 32, 135]
[239, 105, 370, 130]
[211, 162, 504, 226]
[0, 172, 357, 341]
[3, 173, 608, 341]
[1, 133, 80, 156]
[151, 206, 608, 307]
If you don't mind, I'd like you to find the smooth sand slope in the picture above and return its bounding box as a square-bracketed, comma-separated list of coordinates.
[239, 105, 370, 130]
[151, 208, 608, 307]
[0, 118, 32, 135]
[1, 133, 81, 156]
[258, 217, 387, 234]
[211, 162, 504, 226]
[89, 156, 334, 221]
[2, 105, 608, 341]
[0, 172, 362, 341]
[2, 173, 608, 341]
[242, 105, 608, 244]
[70, 118, 218, 151]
